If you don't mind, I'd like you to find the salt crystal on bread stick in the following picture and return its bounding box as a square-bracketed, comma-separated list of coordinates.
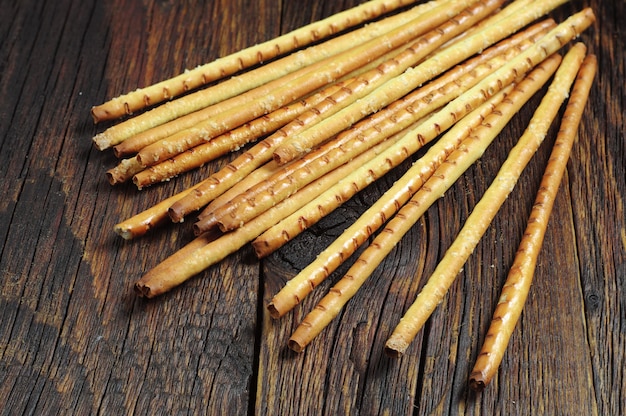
[286, 54, 562, 350]
[91, 0, 432, 124]
[216, 22, 548, 233]
[469, 52, 596, 392]
[106, 156, 143, 185]
[384, 42, 588, 358]
[254, 9, 594, 264]
[134, 125, 408, 298]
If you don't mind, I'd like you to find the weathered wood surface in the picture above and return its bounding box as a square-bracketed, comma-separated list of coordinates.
[0, 0, 623, 414]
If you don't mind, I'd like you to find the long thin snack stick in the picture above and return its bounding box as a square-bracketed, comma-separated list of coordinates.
[130, 131, 274, 190]
[114, 183, 202, 239]
[134, 126, 407, 298]
[215, 25, 548, 233]
[166, 139, 276, 223]
[285, 57, 561, 350]
[253, 10, 594, 260]
[140, 230, 222, 275]
[109, 0, 463, 158]
[91, 0, 429, 123]
[268, 53, 559, 321]
[271, 0, 567, 165]
[469, 53, 597, 391]
[384, 43, 588, 357]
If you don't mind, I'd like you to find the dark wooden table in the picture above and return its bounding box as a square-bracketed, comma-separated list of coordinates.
[1, 0, 623, 414]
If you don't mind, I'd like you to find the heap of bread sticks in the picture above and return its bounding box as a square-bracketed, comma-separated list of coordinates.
[91, 0, 597, 391]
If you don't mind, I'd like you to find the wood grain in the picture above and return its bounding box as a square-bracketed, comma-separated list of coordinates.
[0, 0, 623, 414]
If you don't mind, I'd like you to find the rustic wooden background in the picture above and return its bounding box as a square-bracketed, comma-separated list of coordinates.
[1, 0, 623, 414]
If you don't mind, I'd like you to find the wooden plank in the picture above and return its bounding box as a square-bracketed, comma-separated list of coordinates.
[0, 0, 623, 414]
